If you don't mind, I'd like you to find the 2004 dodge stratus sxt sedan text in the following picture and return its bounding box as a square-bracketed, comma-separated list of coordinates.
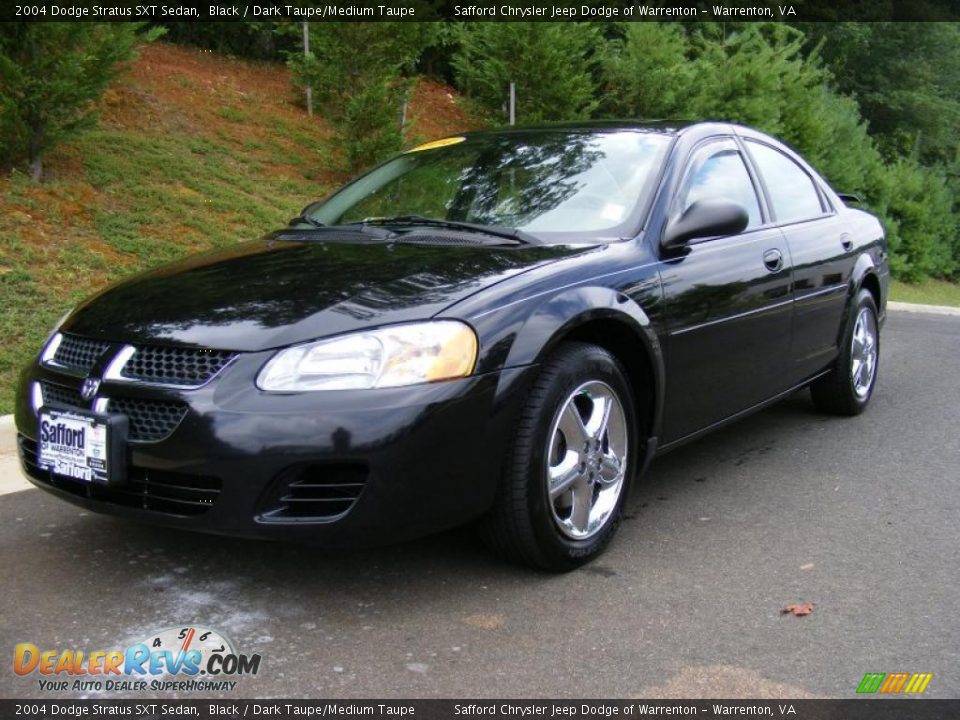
[17, 122, 887, 570]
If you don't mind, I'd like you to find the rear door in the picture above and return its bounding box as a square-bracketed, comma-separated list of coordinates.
[660, 138, 794, 443]
[743, 139, 855, 382]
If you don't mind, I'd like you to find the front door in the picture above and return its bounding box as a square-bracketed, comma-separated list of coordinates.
[660, 139, 794, 443]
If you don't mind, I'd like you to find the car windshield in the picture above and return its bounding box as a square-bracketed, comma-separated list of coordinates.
[307, 130, 673, 242]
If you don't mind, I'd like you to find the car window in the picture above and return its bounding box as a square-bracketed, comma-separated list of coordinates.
[310, 131, 672, 240]
[746, 141, 825, 224]
[678, 143, 762, 229]
[332, 152, 474, 222]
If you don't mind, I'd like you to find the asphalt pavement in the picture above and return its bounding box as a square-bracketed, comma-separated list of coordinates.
[1, 311, 958, 699]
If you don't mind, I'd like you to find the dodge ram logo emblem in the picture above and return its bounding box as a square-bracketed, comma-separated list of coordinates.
[81, 378, 101, 401]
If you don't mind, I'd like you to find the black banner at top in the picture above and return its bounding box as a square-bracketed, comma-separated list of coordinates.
[3, 0, 960, 23]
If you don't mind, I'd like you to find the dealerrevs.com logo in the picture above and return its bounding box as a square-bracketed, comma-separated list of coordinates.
[14, 626, 262, 693]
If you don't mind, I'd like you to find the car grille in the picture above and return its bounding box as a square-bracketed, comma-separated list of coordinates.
[120, 346, 236, 386]
[38, 381, 188, 443]
[19, 435, 221, 516]
[48, 334, 236, 387]
[260, 463, 368, 521]
[39, 381, 86, 409]
[107, 396, 189, 442]
[53, 334, 112, 372]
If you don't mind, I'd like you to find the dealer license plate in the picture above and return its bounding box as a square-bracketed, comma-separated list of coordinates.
[37, 409, 111, 484]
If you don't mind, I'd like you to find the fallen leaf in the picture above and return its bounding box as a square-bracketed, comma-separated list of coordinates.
[781, 601, 816, 617]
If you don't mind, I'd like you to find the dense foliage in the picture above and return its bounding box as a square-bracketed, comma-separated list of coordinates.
[801, 22, 960, 165]
[451, 22, 602, 124]
[286, 23, 438, 171]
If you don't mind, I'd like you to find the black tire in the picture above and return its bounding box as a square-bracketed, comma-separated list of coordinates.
[481, 342, 638, 572]
[810, 288, 880, 416]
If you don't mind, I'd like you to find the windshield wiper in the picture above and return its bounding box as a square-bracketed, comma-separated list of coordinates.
[354, 215, 539, 245]
[288, 213, 325, 228]
[283, 216, 398, 240]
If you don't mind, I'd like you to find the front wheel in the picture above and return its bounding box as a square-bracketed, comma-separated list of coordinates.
[810, 288, 880, 415]
[481, 342, 637, 571]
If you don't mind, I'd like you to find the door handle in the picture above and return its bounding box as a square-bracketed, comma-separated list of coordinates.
[763, 248, 784, 273]
[841, 234, 854, 252]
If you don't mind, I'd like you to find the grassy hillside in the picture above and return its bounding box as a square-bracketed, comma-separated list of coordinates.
[0, 42, 483, 414]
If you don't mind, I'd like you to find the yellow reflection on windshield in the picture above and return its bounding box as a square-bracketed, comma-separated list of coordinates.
[405, 136, 466, 153]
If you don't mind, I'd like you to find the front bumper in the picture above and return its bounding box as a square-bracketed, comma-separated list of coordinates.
[16, 350, 536, 546]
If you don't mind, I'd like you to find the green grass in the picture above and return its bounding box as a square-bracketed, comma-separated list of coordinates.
[0, 124, 336, 415]
[217, 106, 249, 123]
[889, 278, 960, 307]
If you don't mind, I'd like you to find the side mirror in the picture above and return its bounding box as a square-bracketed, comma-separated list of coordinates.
[837, 192, 863, 204]
[661, 199, 749, 250]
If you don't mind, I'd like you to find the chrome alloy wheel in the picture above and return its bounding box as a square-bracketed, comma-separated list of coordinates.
[545, 381, 628, 540]
[850, 306, 878, 398]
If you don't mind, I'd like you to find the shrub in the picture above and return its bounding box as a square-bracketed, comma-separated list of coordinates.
[0, 22, 161, 180]
[452, 22, 602, 124]
[287, 22, 428, 171]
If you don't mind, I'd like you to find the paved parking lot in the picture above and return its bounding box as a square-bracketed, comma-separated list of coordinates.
[1, 311, 958, 699]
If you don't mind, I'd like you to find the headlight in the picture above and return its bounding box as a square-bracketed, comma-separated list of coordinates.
[257, 321, 478, 392]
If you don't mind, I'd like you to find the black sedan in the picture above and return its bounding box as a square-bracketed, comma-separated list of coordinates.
[16, 122, 887, 570]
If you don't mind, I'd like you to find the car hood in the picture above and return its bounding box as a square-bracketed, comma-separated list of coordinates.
[64, 232, 592, 351]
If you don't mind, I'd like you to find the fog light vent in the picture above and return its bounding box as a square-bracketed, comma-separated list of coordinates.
[259, 463, 368, 522]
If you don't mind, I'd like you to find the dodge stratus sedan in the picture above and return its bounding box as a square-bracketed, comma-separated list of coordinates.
[17, 122, 887, 570]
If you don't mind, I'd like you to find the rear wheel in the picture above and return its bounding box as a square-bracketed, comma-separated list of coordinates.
[481, 342, 637, 571]
[810, 288, 879, 415]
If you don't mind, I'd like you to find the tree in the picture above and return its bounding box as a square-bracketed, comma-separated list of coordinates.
[452, 23, 602, 124]
[0, 22, 160, 181]
[287, 22, 433, 171]
[600, 23, 691, 119]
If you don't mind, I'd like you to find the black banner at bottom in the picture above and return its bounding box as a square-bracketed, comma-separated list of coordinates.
[2, 700, 959, 720]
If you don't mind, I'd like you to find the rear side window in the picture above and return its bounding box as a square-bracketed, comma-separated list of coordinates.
[678, 142, 762, 229]
[746, 141, 824, 224]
